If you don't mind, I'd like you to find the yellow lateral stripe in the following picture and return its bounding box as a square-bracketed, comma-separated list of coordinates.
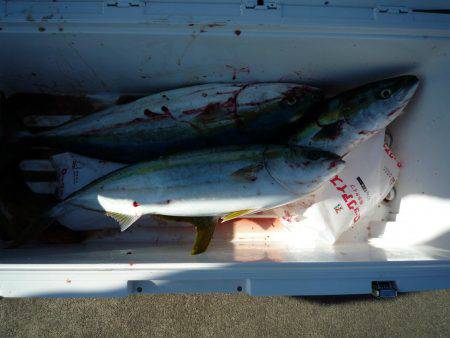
[221, 209, 255, 222]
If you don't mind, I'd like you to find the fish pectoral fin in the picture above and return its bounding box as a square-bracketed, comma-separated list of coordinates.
[154, 215, 218, 255]
[221, 209, 256, 223]
[105, 211, 142, 231]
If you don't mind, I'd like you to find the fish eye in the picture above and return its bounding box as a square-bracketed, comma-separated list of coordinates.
[379, 89, 392, 99]
[286, 97, 297, 106]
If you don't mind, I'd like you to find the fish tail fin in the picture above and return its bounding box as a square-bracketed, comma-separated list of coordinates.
[5, 203, 65, 248]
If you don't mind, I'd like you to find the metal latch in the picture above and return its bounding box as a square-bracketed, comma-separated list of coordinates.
[372, 281, 398, 298]
[106, 0, 144, 8]
[244, 0, 278, 10]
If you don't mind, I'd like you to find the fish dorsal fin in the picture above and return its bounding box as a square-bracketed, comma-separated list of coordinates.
[105, 211, 142, 231]
[221, 209, 256, 222]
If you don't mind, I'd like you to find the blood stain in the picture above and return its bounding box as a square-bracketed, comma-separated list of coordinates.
[387, 108, 401, 117]
[144, 109, 167, 120]
[328, 161, 339, 169]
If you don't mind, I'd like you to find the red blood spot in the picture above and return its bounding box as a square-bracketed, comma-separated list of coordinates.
[397, 162, 402, 168]
[328, 161, 339, 169]
[144, 109, 168, 120]
[182, 85, 247, 126]
[234, 30, 241, 36]
[133, 201, 140, 207]
[226, 65, 237, 80]
[283, 210, 293, 222]
[182, 102, 221, 116]
[388, 107, 401, 117]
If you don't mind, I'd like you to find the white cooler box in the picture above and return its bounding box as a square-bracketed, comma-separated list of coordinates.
[0, 0, 449, 297]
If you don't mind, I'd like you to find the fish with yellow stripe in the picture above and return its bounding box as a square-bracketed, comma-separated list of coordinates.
[19, 83, 322, 163]
[11, 145, 344, 254]
[289, 75, 419, 156]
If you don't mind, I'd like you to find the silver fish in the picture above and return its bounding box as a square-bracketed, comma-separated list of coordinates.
[26, 83, 322, 163]
[13, 145, 344, 254]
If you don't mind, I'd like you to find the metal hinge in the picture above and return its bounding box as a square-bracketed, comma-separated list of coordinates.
[106, 0, 144, 8]
[372, 281, 398, 298]
[375, 6, 412, 15]
[244, 0, 278, 10]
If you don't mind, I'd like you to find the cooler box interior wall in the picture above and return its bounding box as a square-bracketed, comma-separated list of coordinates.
[0, 0, 449, 297]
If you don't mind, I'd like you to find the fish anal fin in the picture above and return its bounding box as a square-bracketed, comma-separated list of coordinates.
[154, 215, 217, 255]
[105, 211, 141, 231]
[221, 209, 256, 222]
[191, 217, 217, 255]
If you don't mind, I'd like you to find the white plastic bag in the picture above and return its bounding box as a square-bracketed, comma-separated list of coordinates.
[50, 153, 126, 230]
[250, 132, 401, 244]
[51, 152, 126, 200]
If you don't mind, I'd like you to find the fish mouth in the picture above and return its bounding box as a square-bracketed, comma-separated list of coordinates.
[384, 75, 419, 118]
[400, 75, 419, 87]
[400, 75, 419, 99]
[391, 75, 419, 104]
